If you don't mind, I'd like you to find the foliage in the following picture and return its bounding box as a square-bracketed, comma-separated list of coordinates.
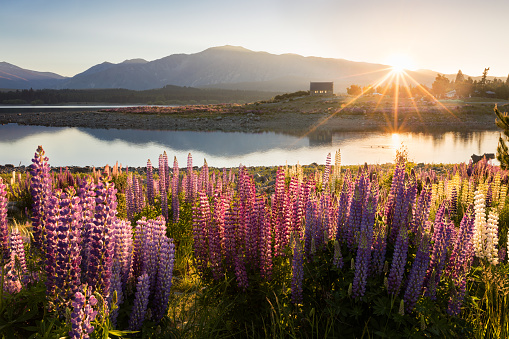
[272, 91, 309, 102]
[495, 105, 509, 169]
[431, 74, 451, 99]
[0, 86, 278, 105]
[3, 146, 509, 339]
[347, 84, 362, 96]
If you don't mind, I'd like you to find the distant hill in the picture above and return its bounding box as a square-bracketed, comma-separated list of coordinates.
[1, 46, 499, 92]
[0, 62, 68, 89]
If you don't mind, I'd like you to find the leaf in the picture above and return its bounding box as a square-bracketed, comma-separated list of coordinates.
[373, 297, 390, 316]
[108, 329, 139, 336]
[374, 330, 390, 338]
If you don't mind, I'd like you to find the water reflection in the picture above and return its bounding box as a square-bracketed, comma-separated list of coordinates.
[0, 124, 501, 168]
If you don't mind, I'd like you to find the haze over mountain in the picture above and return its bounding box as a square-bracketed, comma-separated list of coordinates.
[0, 46, 487, 93]
[0, 62, 67, 90]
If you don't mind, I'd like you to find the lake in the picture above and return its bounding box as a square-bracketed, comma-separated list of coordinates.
[0, 123, 501, 168]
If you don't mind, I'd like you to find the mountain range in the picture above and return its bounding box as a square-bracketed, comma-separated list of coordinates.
[0, 46, 488, 93]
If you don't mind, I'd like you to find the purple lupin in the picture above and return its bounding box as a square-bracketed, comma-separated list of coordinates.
[146, 159, 154, 205]
[352, 184, 378, 298]
[69, 287, 98, 339]
[30, 145, 53, 254]
[209, 192, 226, 280]
[87, 177, 117, 299]
[153, 237, 176, 322]
[387, 224, 409, 296]
[403, 233, 431, 313]
[128, 272, 150, 331]
[193, 191, 210, 275]
[0, 178, 8, 260]
[172, 156, 180, 223]
[159, 154, 168, 222]
[291, 240, 304, 304]
[126, 173, 135, 220]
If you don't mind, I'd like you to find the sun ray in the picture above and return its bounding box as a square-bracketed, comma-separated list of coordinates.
[293, 56, 464, 146]
[334, 67, 394, 80]
[297, 69, 397, 141]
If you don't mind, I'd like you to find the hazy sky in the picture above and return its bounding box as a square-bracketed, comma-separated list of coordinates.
[2, 0, 508, 78]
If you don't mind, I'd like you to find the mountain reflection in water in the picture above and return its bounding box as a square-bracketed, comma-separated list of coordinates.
[0, 124, 500, 167]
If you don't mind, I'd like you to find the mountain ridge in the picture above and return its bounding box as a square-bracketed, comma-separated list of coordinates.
[0, 46, 496, 92]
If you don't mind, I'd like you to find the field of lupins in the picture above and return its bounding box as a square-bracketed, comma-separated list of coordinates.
[1, 146, 509, 338]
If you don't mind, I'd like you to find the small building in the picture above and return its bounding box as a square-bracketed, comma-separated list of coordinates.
[310, 82, 334, 96]
[445, 90, 457, 99]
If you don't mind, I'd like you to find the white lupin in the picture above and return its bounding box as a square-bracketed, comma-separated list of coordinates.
[485, 211, 499, 265]
[473, 190, 486, 259]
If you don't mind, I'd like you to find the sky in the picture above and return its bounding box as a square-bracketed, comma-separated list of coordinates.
[2, 0, 509, 78]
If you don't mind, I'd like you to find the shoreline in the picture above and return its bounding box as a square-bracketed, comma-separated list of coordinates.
[0, 97, 503, 135]
[0, 107, 498, 135]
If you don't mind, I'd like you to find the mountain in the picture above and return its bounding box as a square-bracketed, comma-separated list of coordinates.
[1, 46, 484, 92]
[0, 62, 68, 89]
[59, 45, 440, 92]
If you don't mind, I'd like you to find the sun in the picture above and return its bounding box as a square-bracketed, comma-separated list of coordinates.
[386, 54, 415, 73]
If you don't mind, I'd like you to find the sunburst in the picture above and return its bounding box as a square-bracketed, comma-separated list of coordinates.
[298, 54, 460, 140]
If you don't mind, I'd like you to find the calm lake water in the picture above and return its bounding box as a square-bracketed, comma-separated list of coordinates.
[0, 123, 501, 168]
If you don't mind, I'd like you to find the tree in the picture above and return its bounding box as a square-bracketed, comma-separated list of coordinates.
[362, 85, 375, 95]
[431, 74, 450, 99]
[455, 70, 465, 83]
[495, 105, 509, 169]
[346, 85, 362, 96]
[481, 67, 490, 85]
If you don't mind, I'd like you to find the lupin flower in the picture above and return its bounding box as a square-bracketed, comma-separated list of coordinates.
[398, 300, 405, 316]
[333, 239, 344, 269]
[87, 177, 117, 299]
[234, 247, 248, 290]
[30, 145, 53, 253]
[322, 152, 331, 190]
[387, 225, 409, 296]
[186, 153, 195, 203]
[153, 237, 176, 322]
[193, 191, 210, 275]
[0, 178, 9, 260]
[69, 287, 98, 339]
[129, 273, 150, 331]
[291, 240, 304, 304]
[109, 260, 123, 327]
[371, 217, 388, 275]
[126, 173, 135, 220]
[485, 211, 499, 265]
[109, 218, 133, 324]
[403, 233, 431, 313]
[335, 174, 352, 243]
[446, 207, 475, 280]
[473, 189, 487, 258]
[134, 176, 145, 213]
[146, 159, 154, 205]
[159, 154, 168, 221]
[304, 198, 317, 257]
[447, 274, 467, 316]
[223, 202, 238, 268]
[259, 205, 273, 280]
[79, 176, 96, 273]
[9, 227, 27, 277]
[384, 161, 405, 234]
[345, 175, 366, 249]
[352, 189, 377, 298]
[172, 156, 180, 223]
[352, 231, 371, 299]
[208, 193, 225, 280]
